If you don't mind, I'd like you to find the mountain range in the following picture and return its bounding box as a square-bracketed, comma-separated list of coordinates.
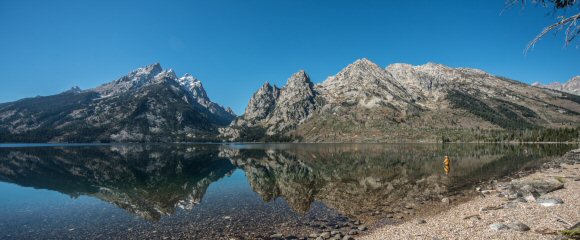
[221, 59, 580, 142]
[0, 63, 235, 142]
[532, 76, 580, 96]
[0, 59, 579, 143]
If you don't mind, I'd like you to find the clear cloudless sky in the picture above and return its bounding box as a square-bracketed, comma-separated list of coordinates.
[0, 0, 578, 114]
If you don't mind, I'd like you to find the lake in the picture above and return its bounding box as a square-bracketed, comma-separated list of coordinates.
[0, 143, 576, 239]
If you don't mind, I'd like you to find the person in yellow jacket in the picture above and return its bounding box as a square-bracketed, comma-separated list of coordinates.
[444, 155, 451, 175]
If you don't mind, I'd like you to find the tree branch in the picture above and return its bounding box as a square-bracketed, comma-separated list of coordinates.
[525, 12, 580, 53]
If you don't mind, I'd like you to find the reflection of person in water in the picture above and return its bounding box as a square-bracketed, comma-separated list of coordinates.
[444, 155, 450, 175]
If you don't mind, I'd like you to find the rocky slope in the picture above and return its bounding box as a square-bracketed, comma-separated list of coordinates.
[222, 59, 580, 142]
[532, 76, 580, 96]
[0, 63, 235, 142]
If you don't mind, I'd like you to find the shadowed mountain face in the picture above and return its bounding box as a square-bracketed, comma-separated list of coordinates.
[0, 144, 573, 223]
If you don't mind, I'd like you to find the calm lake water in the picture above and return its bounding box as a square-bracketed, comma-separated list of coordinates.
[0, 143, 576, 239]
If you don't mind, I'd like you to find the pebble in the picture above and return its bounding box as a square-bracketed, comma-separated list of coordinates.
[441, 198, 450, 204]
[357, 225, 367, 231]
[507, 222, 530, 231]
[536, 198, 564, 207]
[342, 236, 354, 240]
[490, 223, 509, 231]
[416, 219, 427, 224]
[270, 233, 283, 238]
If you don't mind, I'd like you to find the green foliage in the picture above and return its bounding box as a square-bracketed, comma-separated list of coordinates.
[237, 126, 267, 142]
[559, 229, 580, 239]
[440, 127, 580, 143]
[235, 126, 294, 142]
[447, 90, 536, 129]
[559, 92, 580, 105]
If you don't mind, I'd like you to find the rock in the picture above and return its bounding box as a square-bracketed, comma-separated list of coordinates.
[270, 233, 283, 238]
[348, 230, 358, 235]
[404, 204, 413, 209]
[309, 233, 319, 238]
[502, 202, 518, 209]
[353, 221, 360, 225]
[342, 236, 355, 240]
[490, 223, 509, 231]
[506, 181, 564, 197]
[507, 222, 530, 231]
[441, 198, 450, 204]
[507, 192, 523, 200]
[320, 232, 331, 239]
[416, 219, 427, 224]
[522, 189, 541, 202]
[357, 225, 367, 231]
[536, 198, 564, 207]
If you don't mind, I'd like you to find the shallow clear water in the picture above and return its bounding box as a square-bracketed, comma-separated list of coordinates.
[0, 143, 575, 239]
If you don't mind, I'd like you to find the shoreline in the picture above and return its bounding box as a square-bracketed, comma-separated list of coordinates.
[360, 149, 580, 240]
[0, 141, 578, 146]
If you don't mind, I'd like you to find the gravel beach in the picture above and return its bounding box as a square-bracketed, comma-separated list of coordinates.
[361, 151, 580, 240]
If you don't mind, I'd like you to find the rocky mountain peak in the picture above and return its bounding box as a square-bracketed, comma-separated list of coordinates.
[155, 69, 177, 80]
[564, 76, 580, 94]
[286, 70, 314, 90]
[132, 62, 163, 77]
[351, 58, 375, 67]
[178, 74, 208, 100]
[341, 58, 383, 74]
[242, 81, 280, 122]
[93, 63, 166, 97]
[65, 86, 82, 94]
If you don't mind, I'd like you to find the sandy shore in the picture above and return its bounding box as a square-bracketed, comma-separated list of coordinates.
[361, 153, 580, 240]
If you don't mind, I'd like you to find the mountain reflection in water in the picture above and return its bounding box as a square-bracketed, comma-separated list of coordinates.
[0, 143, 574, 224]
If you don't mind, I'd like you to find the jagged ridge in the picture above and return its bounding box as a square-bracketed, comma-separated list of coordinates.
[222, 58, 580, 142]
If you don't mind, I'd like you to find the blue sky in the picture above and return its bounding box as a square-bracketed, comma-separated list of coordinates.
[0, 0, 578, 114]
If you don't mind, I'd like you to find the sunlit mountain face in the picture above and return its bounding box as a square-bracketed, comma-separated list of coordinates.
[0, 143, 574, 239]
